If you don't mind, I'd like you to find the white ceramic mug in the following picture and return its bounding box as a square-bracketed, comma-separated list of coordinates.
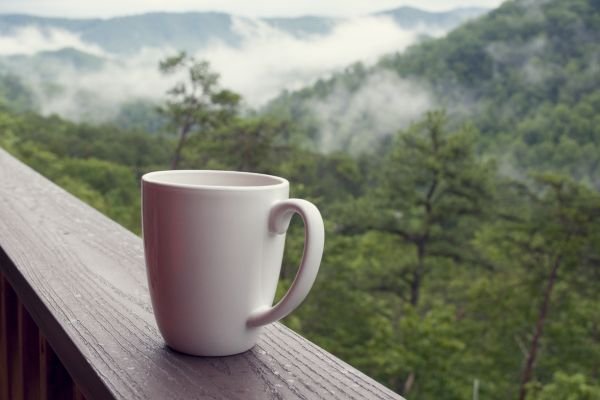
[142, 170, 324, 356]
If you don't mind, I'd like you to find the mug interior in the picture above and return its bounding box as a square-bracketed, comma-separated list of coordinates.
[142, 170, 288, 189]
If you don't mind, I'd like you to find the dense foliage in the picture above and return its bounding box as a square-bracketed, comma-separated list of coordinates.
[1, 0, 599, 399]
[266, 0, 600, 186]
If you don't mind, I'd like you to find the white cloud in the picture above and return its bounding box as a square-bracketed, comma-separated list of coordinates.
[200, 16, 440, 105]
[24, 47, 178, 121]
[1, 16, 443, 121]
[0, 26, 105, 56]
[309, 70, 433, 153]
[486, 35, 551, 84]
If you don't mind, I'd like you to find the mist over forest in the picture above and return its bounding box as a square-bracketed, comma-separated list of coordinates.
[0, 0, 599, 399]
[0, 7, 484, 127]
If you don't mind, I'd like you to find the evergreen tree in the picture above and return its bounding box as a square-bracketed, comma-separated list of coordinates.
[158, 52, 240, 169]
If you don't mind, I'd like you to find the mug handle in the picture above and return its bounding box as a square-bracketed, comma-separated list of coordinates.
[247, 199, 324, 327]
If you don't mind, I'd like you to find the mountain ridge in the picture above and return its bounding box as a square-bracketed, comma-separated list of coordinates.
[0, 7, 489, 55]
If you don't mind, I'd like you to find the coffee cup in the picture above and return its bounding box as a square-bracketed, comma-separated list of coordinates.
[142, 170, 324, 356]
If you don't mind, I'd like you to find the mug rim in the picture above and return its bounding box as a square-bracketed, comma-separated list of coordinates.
[142, 169, 289, 191]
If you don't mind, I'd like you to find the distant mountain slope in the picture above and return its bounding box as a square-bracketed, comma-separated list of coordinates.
[0, 12, 239, 54]
[3, 47, 106, 73]
[265, 0, 600, 183]
[0, 7, 488, 55]
[261, 16, 339, 37]
[378, 6, 487, 29]
[0, 14, 93, 34]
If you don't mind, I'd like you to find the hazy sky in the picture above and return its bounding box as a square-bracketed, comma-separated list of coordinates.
[0, 0, 504, 18]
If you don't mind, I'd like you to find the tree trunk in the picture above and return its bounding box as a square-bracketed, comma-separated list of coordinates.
[170, 134, 186, 169]
[410, 241, 425, 306]
[518, 255, 561, 400]
[403, 371, 415, 395]
[170, 123, 192, 170]
[410, 175, 435, 307]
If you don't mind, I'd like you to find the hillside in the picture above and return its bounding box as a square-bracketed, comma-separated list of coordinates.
[266, 0, 600, 185]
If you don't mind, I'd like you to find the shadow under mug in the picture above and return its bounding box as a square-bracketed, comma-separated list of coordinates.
[142, 170, 324, 356]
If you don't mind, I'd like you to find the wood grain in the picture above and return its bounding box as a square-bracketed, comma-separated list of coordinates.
[0, 148, 404, 400]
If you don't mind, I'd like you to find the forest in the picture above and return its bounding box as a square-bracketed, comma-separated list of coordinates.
[0, 0, 599, 399]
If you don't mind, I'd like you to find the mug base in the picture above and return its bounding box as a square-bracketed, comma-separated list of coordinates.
[165, 342, 256, 357]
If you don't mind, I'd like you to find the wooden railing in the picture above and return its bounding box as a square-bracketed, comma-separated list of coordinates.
[0, 147, 404, 400]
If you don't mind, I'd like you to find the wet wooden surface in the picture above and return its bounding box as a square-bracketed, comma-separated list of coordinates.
[0, 148, 403, 400]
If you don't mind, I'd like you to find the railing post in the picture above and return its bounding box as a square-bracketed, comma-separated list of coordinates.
[2, 274, 21, 400]
[40, 335, 74, 400]
[0, 274, 9, 400]
[2, 270, 85, 400]
[18, 301, 40, 400]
